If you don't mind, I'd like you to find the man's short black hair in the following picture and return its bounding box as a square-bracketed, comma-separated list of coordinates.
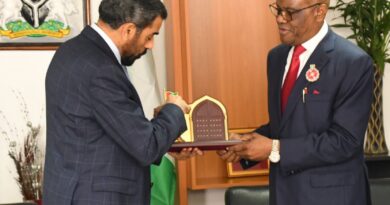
[99, 0, 167, 30]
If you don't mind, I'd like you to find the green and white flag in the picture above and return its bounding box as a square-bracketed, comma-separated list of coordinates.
[150, 154, 176, 205]
[127, 20, 176, 205]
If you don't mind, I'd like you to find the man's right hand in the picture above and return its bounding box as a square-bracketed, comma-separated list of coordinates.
[166, 94, 191, 114]
[169, 148, 203, 160]
[217, 133, 250, 163]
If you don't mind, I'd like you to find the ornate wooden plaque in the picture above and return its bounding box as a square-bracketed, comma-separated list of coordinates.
[169, 95, 240, 152]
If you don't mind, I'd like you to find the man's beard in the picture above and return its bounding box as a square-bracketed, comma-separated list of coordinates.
[121, 49, 148, 66]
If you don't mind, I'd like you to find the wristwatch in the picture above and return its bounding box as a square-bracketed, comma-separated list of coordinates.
[269, 139, 280, 163]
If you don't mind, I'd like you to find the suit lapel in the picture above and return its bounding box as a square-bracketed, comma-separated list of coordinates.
[274, 46, 291, 124]
[278, 30, 335, 133]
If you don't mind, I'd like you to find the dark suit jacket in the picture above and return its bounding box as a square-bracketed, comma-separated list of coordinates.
[43, 26, 186, 205]
[252, 29, 373, 205]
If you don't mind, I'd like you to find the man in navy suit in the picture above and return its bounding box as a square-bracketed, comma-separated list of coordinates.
[43, 0, 201, 204]
[219, 0, 373, 204]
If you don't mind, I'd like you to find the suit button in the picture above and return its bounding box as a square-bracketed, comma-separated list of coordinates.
[289, 170, 295, 175]
[150, 182, 154, 188]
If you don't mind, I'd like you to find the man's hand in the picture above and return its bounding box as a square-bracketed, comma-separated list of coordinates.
[166, 94, 191, 114]
[169, 148, 203, 160]
[229, 133, 272, 161]
[216, 133, 252, 163]
[217, 149, 241, 163]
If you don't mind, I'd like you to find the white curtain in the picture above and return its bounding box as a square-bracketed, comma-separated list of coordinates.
[127, 21, 166, 119]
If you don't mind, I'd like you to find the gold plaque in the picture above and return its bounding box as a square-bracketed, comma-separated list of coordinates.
[169, 95, 240, 152]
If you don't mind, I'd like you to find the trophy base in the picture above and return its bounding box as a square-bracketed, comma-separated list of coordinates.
[168, 139, 241, 152]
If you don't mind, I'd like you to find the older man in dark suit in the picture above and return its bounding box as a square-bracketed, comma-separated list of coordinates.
[43, 0, 200, 204]
[219, 0, 373, 205]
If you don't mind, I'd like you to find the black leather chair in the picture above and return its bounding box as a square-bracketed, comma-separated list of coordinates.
[225, 178, 390, 205]
[225, 185, 269, 205]
[370, 178, 390, 205]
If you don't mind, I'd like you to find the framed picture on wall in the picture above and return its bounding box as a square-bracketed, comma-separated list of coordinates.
[227, 160, 269, 177]
[0, 0, 91, 50]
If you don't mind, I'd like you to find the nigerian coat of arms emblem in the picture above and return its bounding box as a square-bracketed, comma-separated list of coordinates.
[0, 0, 79, 39]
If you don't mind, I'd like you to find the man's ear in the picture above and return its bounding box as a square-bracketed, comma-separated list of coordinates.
[120, 22, 138, 41]
[315, 4, 328, 22]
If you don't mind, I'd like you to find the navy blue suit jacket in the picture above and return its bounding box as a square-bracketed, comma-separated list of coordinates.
[43, 26, 186, 205]
[252, 29, 373, 205]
